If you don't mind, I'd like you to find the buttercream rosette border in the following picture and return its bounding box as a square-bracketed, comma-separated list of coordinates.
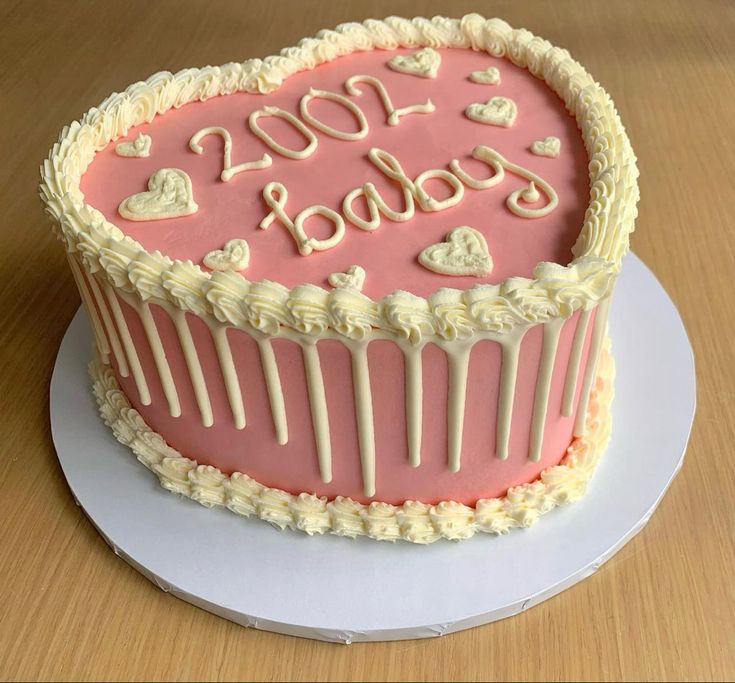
[90, 341, 613, 543]
[40, 14, 639, 341]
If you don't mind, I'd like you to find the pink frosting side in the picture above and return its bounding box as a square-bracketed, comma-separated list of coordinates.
[80, 48, 589, 299]
[104, 285, 596, 506]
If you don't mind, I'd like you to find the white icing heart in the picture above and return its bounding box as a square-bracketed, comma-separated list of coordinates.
[115, 132, 152, 158]
[203, 239, 250, 271]
[387, 48, 441, 79]
[469, 67, 500, 85]
[328, 264, 366, 291]
[465, 96, 517, 127]
[418, 227, 493, 277]
[118, 168, 198, 221]
[530, 136, 561, 158]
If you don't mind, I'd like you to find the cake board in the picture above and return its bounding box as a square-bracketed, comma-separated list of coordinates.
[49, 253, 696, 643]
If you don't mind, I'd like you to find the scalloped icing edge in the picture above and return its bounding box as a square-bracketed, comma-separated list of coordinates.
[40, 14, 639, 341]
[89, 340, 613, 544]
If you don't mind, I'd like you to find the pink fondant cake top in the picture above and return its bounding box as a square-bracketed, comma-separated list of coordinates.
[80, 47, 589, 300]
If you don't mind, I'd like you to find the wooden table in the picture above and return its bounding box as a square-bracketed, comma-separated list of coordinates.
[1, 1, 733, 680]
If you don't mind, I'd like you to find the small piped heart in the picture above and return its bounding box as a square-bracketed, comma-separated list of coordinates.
[388, 48, 441, 79]
[469, 67, 501, 85]
[418, 227, 493, 277]
[328, 264, 366, 291]
[530, 136, 561, 158]
[465, 97, 517, 127]
[203, 239, 250, 272]
[115, 132, 152, 158]
[118, 168, 198, 221]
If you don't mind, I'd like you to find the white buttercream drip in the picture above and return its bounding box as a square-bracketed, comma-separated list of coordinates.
[67, 254, 110, 363]
[402, 344, 424, 467]
[169, 305, 213, 427]
[85, 273, 129, 377]
[574, 297, 611, 437]
[135, 299, 181, 417]
[209, 324, 246, 430]
[445, 342, 472, 472]
[102, 282, 151, 405]
[256, 337, 288, 445]
[528, 319, 564, 461]
[301, 342, 332, 483]
[349, 342, 376, 497]
[496, 327, 528, 460]
[561, 308, 592, 417]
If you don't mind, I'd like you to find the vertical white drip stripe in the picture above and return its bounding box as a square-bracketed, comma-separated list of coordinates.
[447, 345, 471, 473]
[102, 283, 151, 405]
[574, 298, 611, 437]
[171, 308, 213, 427]
[496, 329, 526, 460]
[302, 342, 332, 483]
[256, 339, 288, 445]
[528, 319, 564, 462]
[67, 255, 110, 362]
[351, 343, 376, 497]
[404, 345, 423, 468]
[136, 301, 181, 417]
[211, 325, 246, 430]
[561, 308, 592, 417]
[86, 273, 129, 377]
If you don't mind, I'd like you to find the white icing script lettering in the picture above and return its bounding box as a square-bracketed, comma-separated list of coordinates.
[189, 126, 272, 182]
[344, 75, 435, 127]
[369, 148, 464, 213]
[474, 147, 558, 218]
[342, 181, 415, 232]
[248, 106, 318, 160]
[259, 181, 345, 255]
[299, 87, 369, 141]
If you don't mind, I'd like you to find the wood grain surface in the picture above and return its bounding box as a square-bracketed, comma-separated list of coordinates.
[1, 1, 734, 680]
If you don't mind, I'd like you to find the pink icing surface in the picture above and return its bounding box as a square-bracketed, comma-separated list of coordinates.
[80, 48, 589, 300]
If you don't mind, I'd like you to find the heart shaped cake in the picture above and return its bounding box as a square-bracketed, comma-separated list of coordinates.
[40, 15, 638, 543]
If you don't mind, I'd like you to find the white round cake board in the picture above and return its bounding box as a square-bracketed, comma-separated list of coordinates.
[50, 253, 695, 643]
